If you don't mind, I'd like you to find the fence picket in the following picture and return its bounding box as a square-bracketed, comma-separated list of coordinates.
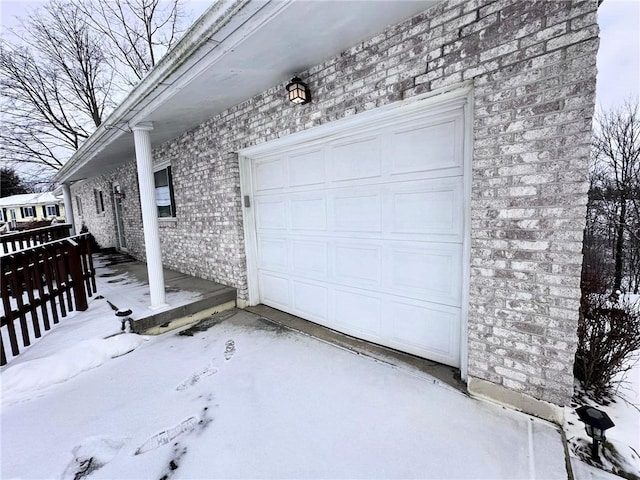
[21, 253, 41, 339]
[1, 269, 20, 356]
[32, 255, 50, 331]
[0, 232, 96, 365]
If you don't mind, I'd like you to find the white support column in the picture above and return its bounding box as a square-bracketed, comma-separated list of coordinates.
[132, 122, 167, 309]
[61, 183, 75, 235]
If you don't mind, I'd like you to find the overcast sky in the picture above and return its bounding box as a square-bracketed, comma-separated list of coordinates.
[0, 0, 638, 112]
[596, 0, 640, 111]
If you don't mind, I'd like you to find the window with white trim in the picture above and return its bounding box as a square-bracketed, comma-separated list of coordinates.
[76, 196, 83, 216]
[94, 189, 104, 214]
[154, 166, 176, 218]
[0, 209, 4, 222]
[45, 205, 58, 217]
[21, 206, 35, 217]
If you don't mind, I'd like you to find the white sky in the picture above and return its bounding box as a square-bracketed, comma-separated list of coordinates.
[0, 0, 638, 112]
[596, 0, 640, 111]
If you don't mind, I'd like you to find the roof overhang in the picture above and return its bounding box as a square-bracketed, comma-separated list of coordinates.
[55, 0, 441, 183]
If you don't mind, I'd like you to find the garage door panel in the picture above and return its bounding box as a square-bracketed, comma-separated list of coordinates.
[293, 280, 328, 321]
[255, 198, 287, 230]
[385, 243, 462, 307]
[259, 273, 290, 310]
[290, 196, 326, 230]
[388, 120, 460, 175]
[335, 288, 382, 336]
[334, 243, 381, 286]
[390, 177, 463, 239]
[292, 240, 327, 277]
[255, 158, 286, 191]
[386, 300, 459, 366]
[257, 237, 288, 271]
[289, 149, 325, 187]
[330, 136, 381, 182]
[333, 193, 382, 232]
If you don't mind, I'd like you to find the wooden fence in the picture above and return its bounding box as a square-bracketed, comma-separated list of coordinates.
[0, 233, 96, 365]
[1, 224, 73, 254]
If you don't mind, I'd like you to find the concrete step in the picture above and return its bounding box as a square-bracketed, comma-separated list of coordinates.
[132, 287, 237, 334]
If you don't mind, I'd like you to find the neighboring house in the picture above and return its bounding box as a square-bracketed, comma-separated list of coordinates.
[0, 192, 66, 229]
[54, 0, 600, 422]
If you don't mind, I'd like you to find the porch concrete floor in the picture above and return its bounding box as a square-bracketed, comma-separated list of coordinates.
[93, 250, 236, 332]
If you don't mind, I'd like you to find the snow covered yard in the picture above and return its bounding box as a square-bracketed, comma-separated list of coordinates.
[1, 299, 569, 479]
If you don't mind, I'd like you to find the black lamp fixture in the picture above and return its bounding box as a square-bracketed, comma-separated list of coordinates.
[575, 405, 615, 461]
[113, 185, 125, 201]
[286, 75, 311, 105]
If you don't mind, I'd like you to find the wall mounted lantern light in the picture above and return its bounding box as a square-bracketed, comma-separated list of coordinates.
[286, 76, 311, 105]
[575, 405, 615, 461]
[113, 185, 126, 201]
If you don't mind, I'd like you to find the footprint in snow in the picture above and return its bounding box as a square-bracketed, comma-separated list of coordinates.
[159, 444, 188, 480]
[175, 364, 218, 391]
[224, 339, 235, 361]
[135, 416, 198, 455]
[61, 436, 128, 480]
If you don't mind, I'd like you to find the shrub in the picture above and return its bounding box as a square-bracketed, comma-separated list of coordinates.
[79, 223, 101, 253]
[574, 292, 640, 398]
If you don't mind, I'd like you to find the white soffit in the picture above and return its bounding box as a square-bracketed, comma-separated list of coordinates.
[58, 0, 440, 182]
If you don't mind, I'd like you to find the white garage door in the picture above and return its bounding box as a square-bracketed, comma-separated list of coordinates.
[243, 97, 468, 367]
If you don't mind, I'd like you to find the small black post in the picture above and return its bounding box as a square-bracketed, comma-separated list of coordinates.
[591, 438, 600, 461]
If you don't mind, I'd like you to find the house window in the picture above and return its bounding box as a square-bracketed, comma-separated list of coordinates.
[94, 189, 105, 214]
[76, 196, 83, 216]
[154, 166, 176, 217]
[45, 205, 58, 217]
[21, 206, 35, 217]
[0, 209, 4, 222]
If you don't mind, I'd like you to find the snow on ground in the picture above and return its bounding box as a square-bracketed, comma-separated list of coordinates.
[1, 298, 569, 479]
[0, 255, 202, 365]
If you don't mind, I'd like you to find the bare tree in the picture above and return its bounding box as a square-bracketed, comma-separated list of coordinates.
[587, 100, 640, 293]
[0, 0, 188, 180]
[70, 0, 187, 90]
[0, 0, 114, 175]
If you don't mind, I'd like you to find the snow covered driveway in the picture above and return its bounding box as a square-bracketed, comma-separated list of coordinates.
[1, 306, 568, 479]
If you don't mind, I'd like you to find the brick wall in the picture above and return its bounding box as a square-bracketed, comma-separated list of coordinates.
[72, 162, 143, 253]
[72, 0, 599, 406]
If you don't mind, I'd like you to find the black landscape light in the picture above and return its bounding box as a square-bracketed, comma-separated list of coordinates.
[286, 76, 311, 105]
[575, 405, 615, 461]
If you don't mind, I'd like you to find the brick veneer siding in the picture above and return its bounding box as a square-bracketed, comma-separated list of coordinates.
[71, 0, 599, 406]
[72, 162, 143, 252]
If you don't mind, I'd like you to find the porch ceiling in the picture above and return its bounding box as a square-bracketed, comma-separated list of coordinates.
[56, 0, 440, 183]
